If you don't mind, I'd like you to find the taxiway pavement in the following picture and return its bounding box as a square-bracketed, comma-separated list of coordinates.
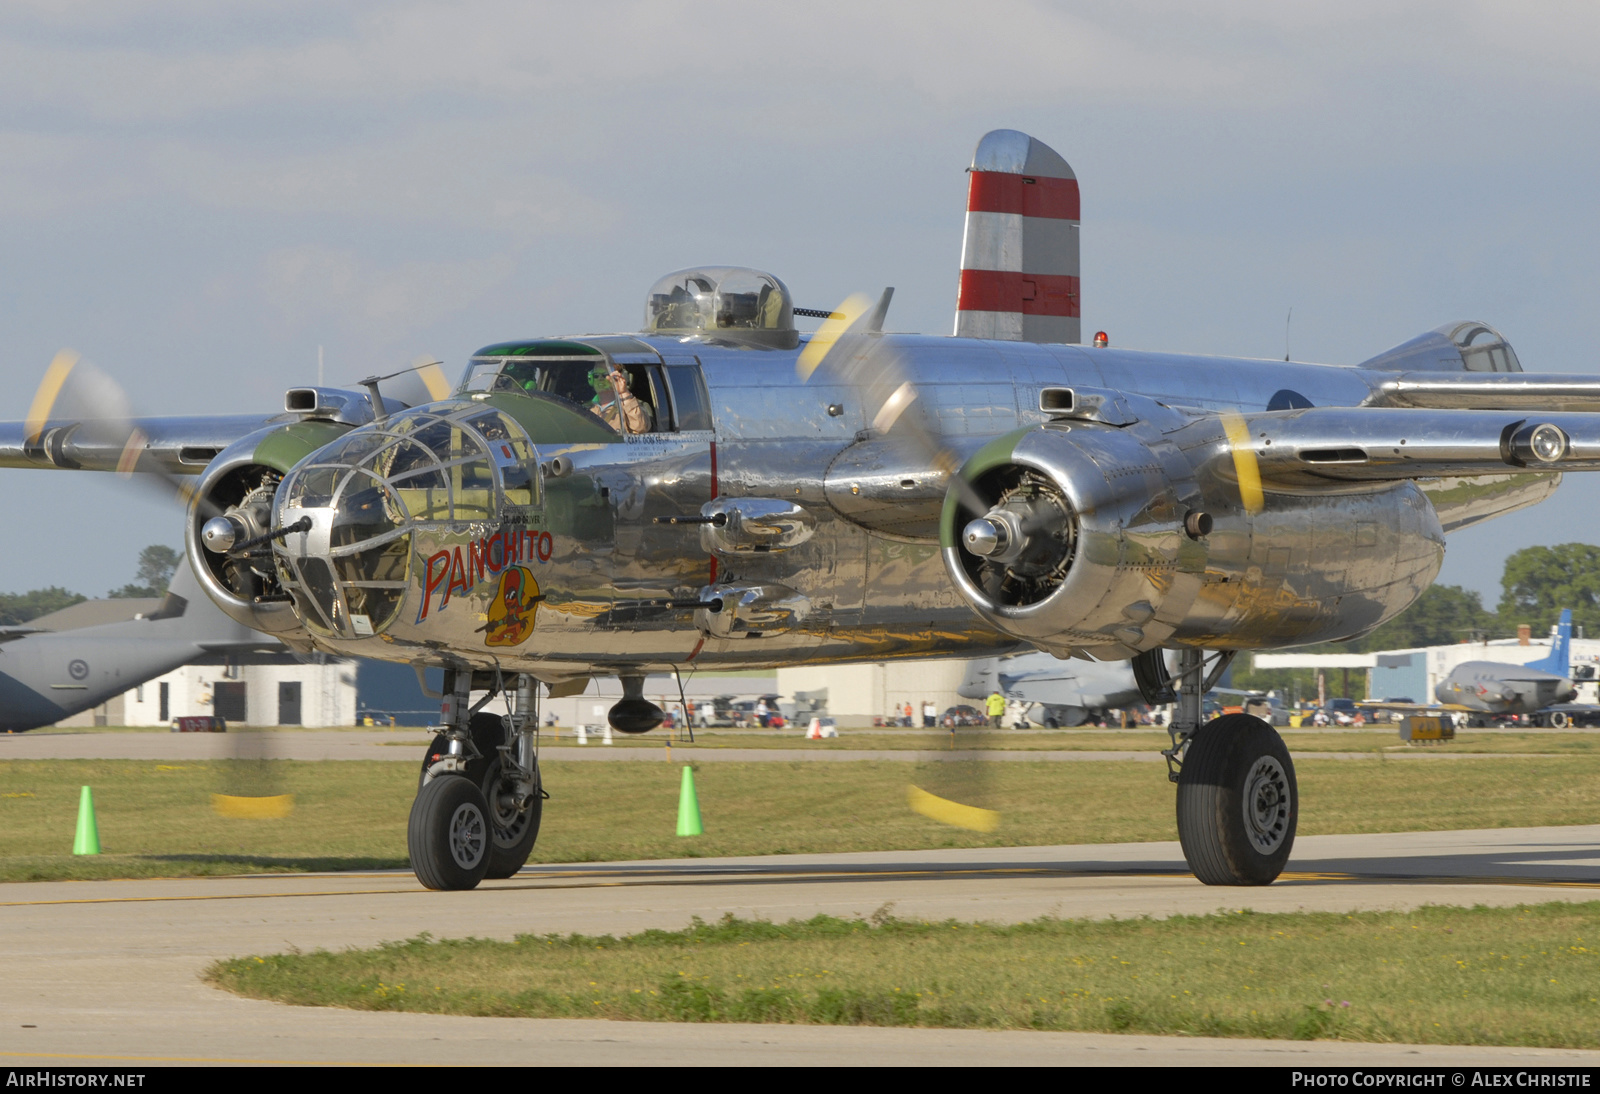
[2, 826, 1599, 1066]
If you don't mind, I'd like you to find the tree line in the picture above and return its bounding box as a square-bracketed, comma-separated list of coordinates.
[1233, 542, 1600, 700]
[0, 545, 181, 626]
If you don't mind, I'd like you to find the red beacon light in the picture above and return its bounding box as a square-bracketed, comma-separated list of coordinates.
[1092, 331, 1108, 348]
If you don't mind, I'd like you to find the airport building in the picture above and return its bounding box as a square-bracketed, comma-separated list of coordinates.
[776, 660, 972, 726]
[58, 651, 360, 728]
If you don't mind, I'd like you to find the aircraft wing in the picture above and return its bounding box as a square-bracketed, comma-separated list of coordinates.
[0, 627, 42, 645]
[0, 414, 285, 475]
[1238, 406, 1600, 482]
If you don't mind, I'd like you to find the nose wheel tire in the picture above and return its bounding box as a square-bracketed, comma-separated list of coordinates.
[1176, 713, 1297, 886]
[408, 774, 492, 891]
[421, 712, 543, 880]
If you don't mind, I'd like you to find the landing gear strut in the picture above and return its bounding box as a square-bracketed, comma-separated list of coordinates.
[410, 669, 545, 890]
[1156, 648, 1297, 886]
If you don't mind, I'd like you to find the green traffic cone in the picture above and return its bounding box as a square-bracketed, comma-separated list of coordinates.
[72, 785, 101, 855]
[676, 766, 703, 837]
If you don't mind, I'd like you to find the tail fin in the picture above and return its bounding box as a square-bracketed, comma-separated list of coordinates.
[954, 130, 1080, 344]
[1528, 608, 1573, 674]
[957, 658, 999, 700]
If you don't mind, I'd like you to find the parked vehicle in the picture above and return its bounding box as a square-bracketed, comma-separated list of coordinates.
[1242, 693, 1291, 726]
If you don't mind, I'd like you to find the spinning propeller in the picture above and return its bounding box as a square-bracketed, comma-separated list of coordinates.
[22, 348, 452, 829]
[795, 296, 1023, 831]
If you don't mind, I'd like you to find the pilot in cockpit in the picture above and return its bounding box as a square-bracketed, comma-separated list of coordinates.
[588, 364, 654, 435]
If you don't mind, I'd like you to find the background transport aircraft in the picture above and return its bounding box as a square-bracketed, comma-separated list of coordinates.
[958, 652, 1141, 727]
[0, 559, 274, 731]
[1432, 609, 1578, 719]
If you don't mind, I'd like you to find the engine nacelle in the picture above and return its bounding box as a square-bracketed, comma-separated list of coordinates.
[942, 421, 1446, 657]
[942, 423, 1190, 657]
[184, 420, 355, 646]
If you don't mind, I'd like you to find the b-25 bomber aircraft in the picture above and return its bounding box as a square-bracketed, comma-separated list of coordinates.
[8, 128, 1600, 891]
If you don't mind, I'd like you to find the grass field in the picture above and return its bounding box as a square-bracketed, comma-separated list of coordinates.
[561, 728, 1600, 755]
[42, 722, 1600, 755]
[4, 754, 1600, 881]
[207, 904, 1600, 1045]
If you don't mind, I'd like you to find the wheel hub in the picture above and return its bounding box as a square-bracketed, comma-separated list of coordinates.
[1241, 756, 1291, 854]
[447, 801, 487, 869]
[485, 762, 532, 846]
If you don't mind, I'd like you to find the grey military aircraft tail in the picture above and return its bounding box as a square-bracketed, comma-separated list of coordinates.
[1431, 608, 1577, 718]
[0, 558, 277, 731]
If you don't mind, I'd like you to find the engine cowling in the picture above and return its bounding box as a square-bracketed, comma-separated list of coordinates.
[942, 422, 1189, 656]
[185, 420, 355, 646]
[941, 418, 1447, 657]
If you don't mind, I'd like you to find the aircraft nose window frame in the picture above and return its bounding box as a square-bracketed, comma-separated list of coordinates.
[272, 406, 534, 639]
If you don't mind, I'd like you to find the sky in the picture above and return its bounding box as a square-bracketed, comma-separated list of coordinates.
[2, 1, 1599, 603]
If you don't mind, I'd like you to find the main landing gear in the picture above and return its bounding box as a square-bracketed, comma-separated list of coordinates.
[410, 671, 545, 891]
[1137, 647, 1298, 885]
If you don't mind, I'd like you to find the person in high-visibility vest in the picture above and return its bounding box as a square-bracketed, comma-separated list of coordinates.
[986, 690, 1006, 728]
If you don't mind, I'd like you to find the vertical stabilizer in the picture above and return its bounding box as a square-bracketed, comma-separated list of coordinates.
[1528, 608, 1573, 674]
[954, 130, 1080, 343]
[957, 658, 999, 700]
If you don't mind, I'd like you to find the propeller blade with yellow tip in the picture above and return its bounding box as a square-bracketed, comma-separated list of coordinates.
[1219, 411, 1265, 515]
[24, 349, 80, 442]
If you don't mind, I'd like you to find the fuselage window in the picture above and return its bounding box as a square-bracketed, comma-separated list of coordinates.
[665, 365, 713, 431]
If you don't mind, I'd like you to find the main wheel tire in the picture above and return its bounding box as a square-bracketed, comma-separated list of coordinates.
[408, 774, 492, 891]
[1176, 713, 1297, 886]
[481, 755, 542, 879]
[420, 712, 542, 878]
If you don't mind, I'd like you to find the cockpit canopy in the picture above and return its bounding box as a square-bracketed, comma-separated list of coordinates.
[273, 404, 535, 639]
[644, 266, 797, 349]
[1358, 320, 1524, 373]
[1438, 321, 1522, 373]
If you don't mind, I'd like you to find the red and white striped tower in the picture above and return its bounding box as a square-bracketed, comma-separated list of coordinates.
[953, 130, 1080, 344]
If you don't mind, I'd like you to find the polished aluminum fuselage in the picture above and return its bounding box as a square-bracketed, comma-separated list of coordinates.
[269, 333, 1553, 681]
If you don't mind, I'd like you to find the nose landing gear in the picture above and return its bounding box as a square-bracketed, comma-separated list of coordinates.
[410, 670, 544, 890]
